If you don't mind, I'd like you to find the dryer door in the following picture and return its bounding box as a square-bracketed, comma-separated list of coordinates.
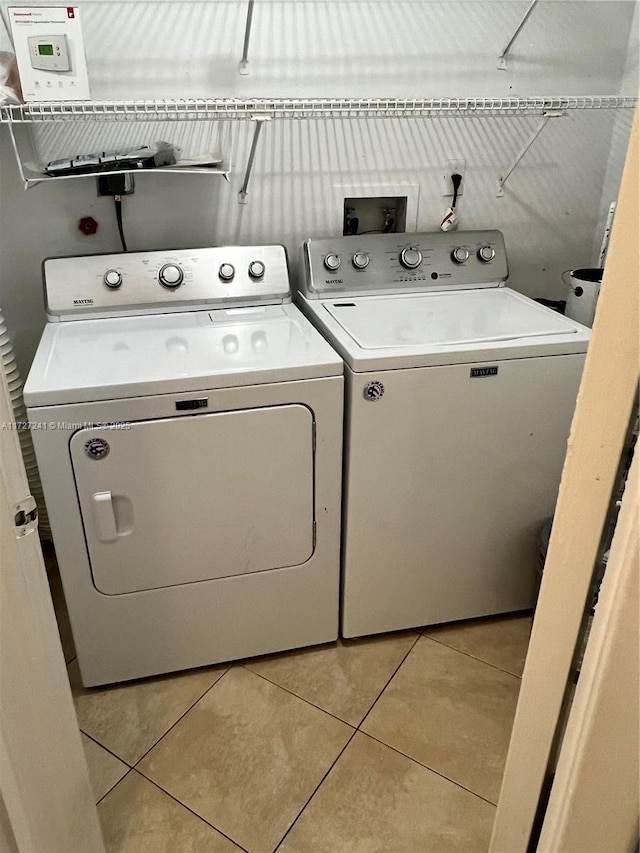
[70, 405, 314, 594]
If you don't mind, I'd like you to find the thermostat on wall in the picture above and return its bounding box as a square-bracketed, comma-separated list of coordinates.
[9, 7, 90, 101]
[28, 35, 70, 72]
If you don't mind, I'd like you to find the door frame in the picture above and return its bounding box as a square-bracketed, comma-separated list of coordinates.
[490, 108, 639, 851]
[0, 365, 104, 851]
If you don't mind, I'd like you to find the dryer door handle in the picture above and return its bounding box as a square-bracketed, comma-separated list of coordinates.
[93, 491, 118, 542]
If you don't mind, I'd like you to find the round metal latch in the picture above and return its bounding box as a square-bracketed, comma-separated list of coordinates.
[85, 438, 110, 460]
[363, 381, 385, 401]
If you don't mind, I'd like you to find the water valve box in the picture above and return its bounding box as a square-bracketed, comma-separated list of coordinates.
[9, 6, 91, 101]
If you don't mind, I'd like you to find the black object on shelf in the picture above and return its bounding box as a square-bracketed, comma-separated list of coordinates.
[535, 297, 567, 314]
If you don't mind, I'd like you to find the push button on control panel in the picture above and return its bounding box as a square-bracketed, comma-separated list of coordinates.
[399, 247, 423, 269]
[248, 260, 266, 279]
[477, 245, 496, 262]
[218, 263, 236, 282]
[451, 247, 470, 264]
[324, 254, 341, 272]
[158, 264, 184, 288]
[103, 269, 122, 289]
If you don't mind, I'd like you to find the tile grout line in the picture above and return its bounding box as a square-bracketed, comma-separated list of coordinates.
[272, 728, 359, 853]
[104, 768, 252, 853]
[241, 629, 422, 729]
[129, 666, 231, 769]
[418, 633, 525, 680]
[95, 766, 134, 807]
[357, 632, 423, 732]
[358, 729, 500, 808]
[240, 664, 360, 730]
[80, 729, 133, 768]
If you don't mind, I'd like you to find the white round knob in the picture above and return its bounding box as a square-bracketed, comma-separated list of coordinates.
[352, 252, 370, 270]
[219, 263, 235, 281]
[478, 245, 496, 263]
[248, 260, 265, 279]
[399, 247, 423, 270]
[324, 254, 341, 272]
[158, 263, 184, 288]
[451, 247, 470, 264]
[103, 269, 122, 289]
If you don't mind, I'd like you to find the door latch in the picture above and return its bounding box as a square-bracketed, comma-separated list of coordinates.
[14, 496, 38, 538]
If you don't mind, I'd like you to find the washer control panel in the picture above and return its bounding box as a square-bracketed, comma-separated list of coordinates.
[44, 245, 291, 320]
[301, 230, 508, 299]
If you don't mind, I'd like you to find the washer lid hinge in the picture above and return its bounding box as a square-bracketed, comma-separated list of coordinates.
[14, 495, 38, 538]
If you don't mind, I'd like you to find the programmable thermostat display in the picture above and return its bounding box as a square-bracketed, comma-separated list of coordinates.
[28, 34, 70, 72]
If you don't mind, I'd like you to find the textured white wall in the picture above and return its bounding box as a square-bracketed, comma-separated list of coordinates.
[0, 0, 637, 374]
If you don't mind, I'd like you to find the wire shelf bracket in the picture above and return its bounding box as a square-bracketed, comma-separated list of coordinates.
[496, 109, 564, 197]
[238, 116, 269, 204]
[238, 0, 255, 76]
[498, 0, 540, 70]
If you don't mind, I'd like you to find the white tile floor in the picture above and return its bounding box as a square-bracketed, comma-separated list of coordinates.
[46, 545, 532, 853]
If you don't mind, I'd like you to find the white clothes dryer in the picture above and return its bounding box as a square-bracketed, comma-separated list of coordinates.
[297, 230, 590, 638]
[25, 245, 343, 686]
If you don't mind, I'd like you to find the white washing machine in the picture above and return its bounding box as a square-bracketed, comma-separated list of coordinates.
[24, 245, 343, 686]
[297, 230, 590, 638]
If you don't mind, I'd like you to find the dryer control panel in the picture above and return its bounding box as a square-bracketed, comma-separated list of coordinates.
[301, 230, 508, 299]
[44, 245, 291, 320]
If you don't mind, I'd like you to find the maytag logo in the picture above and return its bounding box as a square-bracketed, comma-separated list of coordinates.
[325, 279, 343, 285]
[73, 298, 94, 305]
[470, 366, 498, 378]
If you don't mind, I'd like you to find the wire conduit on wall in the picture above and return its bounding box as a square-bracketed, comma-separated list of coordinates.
[0, 307, 51, 538]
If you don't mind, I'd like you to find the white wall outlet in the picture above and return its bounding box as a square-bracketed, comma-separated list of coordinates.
[443, 160, 465, 196]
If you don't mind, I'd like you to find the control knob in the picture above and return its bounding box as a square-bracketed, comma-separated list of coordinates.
[352, 252, 370, 270]
[158, 263, 184, 288]
[477, 245, 496, 263]
[324, 254, 341, 272]
[103, 269, 122, 289]
[248, 260, 266, 279]
[399, 247, 423, 270]
[218, 263, 236, 282]
[451, 247, 470, 264]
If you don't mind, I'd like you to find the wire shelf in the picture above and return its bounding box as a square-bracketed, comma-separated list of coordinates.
[1, 96, 637, 123]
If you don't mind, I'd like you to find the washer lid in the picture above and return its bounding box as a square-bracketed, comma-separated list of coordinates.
[311, 287, 590, 371]
[24, 303, 342, 406]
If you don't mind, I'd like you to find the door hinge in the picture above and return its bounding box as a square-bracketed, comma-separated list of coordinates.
[14, 495, 38, 538]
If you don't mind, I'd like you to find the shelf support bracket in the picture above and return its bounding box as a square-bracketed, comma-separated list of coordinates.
[238, 116, 269, 204]
[496, 110, 563, 197]
[238, 0, 255, 75]
[498, 0, 540, 70]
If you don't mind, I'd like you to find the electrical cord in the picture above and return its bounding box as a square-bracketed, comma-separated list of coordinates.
[440, 172, 463, 231]
[114, 195, 128, 252]
[451, 173, 462, 210]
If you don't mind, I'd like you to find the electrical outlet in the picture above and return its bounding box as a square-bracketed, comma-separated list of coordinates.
[443, 159, 465, 196]
[97, 173, 135, 196]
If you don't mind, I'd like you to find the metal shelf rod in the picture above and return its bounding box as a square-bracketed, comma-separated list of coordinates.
[498, 0, 540, 70]
[239, 0, 255, 76]
[238, 117, 269, 204]
[496, 110, 562, 196]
